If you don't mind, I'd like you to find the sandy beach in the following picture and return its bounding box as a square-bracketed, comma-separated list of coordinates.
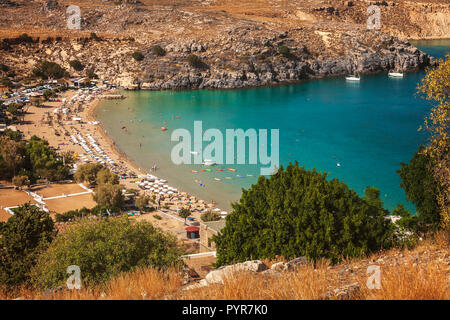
[17, 87, 224, 244]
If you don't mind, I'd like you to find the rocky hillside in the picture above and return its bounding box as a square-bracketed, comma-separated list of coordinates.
[5, 237, 448, 300]
[0, 0, 448, 89]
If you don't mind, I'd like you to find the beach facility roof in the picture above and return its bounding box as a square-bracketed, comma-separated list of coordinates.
[203, 220, 226, 233]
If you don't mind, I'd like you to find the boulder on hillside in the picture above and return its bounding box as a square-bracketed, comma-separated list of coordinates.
[205, 260, 268, 285]
[271, 256, 308, 272]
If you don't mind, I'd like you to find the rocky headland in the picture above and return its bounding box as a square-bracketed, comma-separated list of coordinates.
[0, 0, 448, 90]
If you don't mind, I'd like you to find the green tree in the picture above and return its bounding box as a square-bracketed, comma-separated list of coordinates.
[0, 204, 55, 288]
[96, 167, 119, 185]
[397, 146, 441, 228]
[136, 195, 150, 212]
[74, 163, 104, 186]
[12, 175, 30, 190]
[93, 183, 124, 207]
[0, 136, 24, 179]
[214, 162, 394, 266]
[4, 128, 22, 142]
[179, 208, 191, 225]
[32, 61, 68, 80]
[31, 218, 184, 289]
[417, 53, 449, 229]
[23, 136, 69, 182]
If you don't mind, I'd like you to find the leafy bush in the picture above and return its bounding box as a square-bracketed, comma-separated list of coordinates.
[131, 51, 144, 61]
[0, 77, 12, 87]
[90, 32, 100, 41]
[0, 64, 9, 72]
[214, 162, 395, 266]
[90, 204, 120, 217]
[278, 45, 296, 60]
[31, 218, 184, 289]
[32, 61, 68, 80]
[55, 207, 90, 222]
[18, 33, 33, 43]
[152, 45, 166, 56]
[69, 60, 84, 71]
[187, 54, 205, 69]
[0, 204, 55, 288]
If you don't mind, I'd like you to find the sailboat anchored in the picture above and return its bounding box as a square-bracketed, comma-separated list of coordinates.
[388, 69, 404, 78]
[345, 73, 361, 81]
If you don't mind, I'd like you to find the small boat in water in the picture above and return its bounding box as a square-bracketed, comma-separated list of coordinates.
[388, 70, 404, 78]
[190, 170, 198, 173]
[216, 168, 223, 172]
[345, 73, 361, 81]
[214, 178, 221, 181]
[227, 168, 236, 172]
[203, 159, 216, 166]
[161, 126, 167, 131]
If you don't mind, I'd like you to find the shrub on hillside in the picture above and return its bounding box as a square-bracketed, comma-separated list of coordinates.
[131, 51, 144, 61]
[152, 45, 166, 56]
[187, 54, 206, 69]
[32, 61, 68, 80]
[69, 60, 84, 71]
[214, 162, 395, 266]
[31, 218, 184, 289]
[0, 204, 55, 288]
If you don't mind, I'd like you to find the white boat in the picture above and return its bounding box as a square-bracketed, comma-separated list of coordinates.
[203, 159, 216, 166]
[388, 71, 404, 78]
[345, 74, 361, 81]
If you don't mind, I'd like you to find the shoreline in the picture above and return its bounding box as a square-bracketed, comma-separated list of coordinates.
[85, 93, 146, 178]
[20, 87, 227, 217]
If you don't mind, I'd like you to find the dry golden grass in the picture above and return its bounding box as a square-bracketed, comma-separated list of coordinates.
[360, 260, 449, 300]
[27, 268, 183, 300]
[177, 266, 332, 300]
[1, 232, 448, 300]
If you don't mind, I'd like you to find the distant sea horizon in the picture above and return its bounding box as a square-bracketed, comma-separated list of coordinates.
[94, 39, 450, 212]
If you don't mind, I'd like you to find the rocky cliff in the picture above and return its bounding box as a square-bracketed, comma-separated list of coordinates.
[0, 0, 447, 90]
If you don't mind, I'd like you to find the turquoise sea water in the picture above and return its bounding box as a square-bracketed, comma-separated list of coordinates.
[95, 39, 449, 212]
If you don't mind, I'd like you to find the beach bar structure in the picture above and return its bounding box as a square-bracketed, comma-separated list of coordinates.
[185, 226, 200, 239]
[199, 220, 225, 252]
